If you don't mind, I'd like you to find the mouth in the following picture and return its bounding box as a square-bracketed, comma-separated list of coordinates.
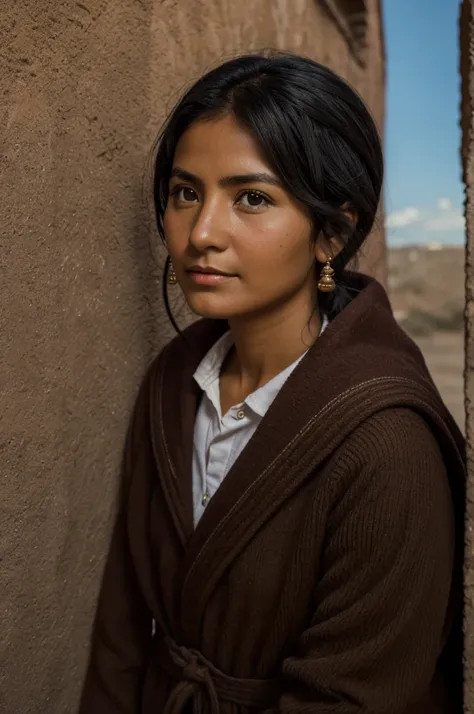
[186, 265, 237, 286]
[186, 265, 236, 277]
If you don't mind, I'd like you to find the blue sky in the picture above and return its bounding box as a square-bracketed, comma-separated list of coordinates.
[384, 0, 464, 245]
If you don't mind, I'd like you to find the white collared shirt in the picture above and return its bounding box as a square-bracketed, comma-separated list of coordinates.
[192, 318, 328, 527]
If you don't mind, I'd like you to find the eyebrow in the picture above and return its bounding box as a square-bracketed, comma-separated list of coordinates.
[170, 166, 283, 189]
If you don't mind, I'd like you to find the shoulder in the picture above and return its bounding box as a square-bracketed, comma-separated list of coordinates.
[346, 407, 444, 469]
[129, 319, 212, 395]
[130, 317, 227, 414]
[155, 317, 228, 366]
[330, 407, 452, 522]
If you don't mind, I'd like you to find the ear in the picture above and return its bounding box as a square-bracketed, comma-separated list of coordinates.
[314, 235, 342, 264]
[313, 204, 358, 263]
[341, 202, 359, 226]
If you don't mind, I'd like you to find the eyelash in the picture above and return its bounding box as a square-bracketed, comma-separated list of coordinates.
[170, 186, 273, 210]
[237, 189, 272, 209]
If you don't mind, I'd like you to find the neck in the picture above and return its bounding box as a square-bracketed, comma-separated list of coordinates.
[225, 291, 321, 393]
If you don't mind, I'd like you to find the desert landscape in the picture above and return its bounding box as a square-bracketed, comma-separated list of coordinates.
[387, 244, 464, 431]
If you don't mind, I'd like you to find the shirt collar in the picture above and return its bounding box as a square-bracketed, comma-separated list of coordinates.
[193, 315, 329, 418]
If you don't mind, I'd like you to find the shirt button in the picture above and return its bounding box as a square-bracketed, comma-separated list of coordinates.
[236, 408, 246, 420]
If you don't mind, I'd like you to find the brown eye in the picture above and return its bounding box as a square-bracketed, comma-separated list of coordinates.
[238, 190, 271, 210]
[182, 187, 197, 202]
[172, 186, 198, 203]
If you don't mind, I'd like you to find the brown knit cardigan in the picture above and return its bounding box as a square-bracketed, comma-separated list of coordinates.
[79, 274, 465, 714]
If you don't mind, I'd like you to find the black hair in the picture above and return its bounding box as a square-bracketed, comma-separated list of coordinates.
[153, 50, 384, 329]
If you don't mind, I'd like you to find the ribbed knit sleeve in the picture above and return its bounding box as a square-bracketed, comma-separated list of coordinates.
[279, 407, 456, 714]
[78, 376, 153, 714]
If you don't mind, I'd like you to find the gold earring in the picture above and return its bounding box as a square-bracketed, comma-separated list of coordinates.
[167, 261, 177, 285]
[317, 260, 336, 293]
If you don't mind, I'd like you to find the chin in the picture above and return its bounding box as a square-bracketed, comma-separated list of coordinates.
[185, 294, 244, 321]
[188, 303, 234, 321]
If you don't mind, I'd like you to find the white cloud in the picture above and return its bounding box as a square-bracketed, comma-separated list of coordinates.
[423, 209, 465, 232]
[437, 197, 452, 211]
[386, 199, 465, 236]
[386, 207, 421, 228]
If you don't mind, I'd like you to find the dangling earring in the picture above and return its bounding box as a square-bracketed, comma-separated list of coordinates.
[317, 259, 336, 293]
[167, 259, 177, 285]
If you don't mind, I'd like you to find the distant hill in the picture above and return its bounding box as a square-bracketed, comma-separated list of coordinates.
[387, 244, 464, 431]
[388, 244, 464, 335]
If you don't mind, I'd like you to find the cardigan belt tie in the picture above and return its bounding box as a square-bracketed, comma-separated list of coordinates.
[157, 635, 279, 713]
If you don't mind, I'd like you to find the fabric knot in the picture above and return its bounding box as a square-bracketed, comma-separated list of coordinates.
[163, 638, 220, 714]
[171, 643, 210, 681]
[182, 653, 208, 684]
[156, 635, 279, 714]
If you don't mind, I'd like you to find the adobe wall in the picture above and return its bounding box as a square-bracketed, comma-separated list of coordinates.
[461, 0, 474, 710]
[0, 1, 385, 710]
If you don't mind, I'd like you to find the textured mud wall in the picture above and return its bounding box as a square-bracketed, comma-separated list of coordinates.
[461, 1, 474, 710]
[0, 1, 385, 711]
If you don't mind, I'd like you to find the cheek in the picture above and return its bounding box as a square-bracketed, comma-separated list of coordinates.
[238, 219, 312, 274]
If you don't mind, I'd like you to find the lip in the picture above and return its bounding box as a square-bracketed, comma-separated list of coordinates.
[186, 265, 237, 286]
[187, 265, 236, 276]
[187, 270, 236, 286]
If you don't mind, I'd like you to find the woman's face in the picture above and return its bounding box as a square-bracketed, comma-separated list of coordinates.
[163, 113, 319, 322]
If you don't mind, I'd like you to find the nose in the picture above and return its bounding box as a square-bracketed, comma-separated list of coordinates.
[188, 196, 229, 253]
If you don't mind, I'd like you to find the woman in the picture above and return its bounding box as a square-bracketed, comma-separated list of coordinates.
[79, 52, 465, 713]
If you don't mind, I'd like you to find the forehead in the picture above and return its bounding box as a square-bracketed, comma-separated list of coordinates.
[173, 114, 272, 174]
